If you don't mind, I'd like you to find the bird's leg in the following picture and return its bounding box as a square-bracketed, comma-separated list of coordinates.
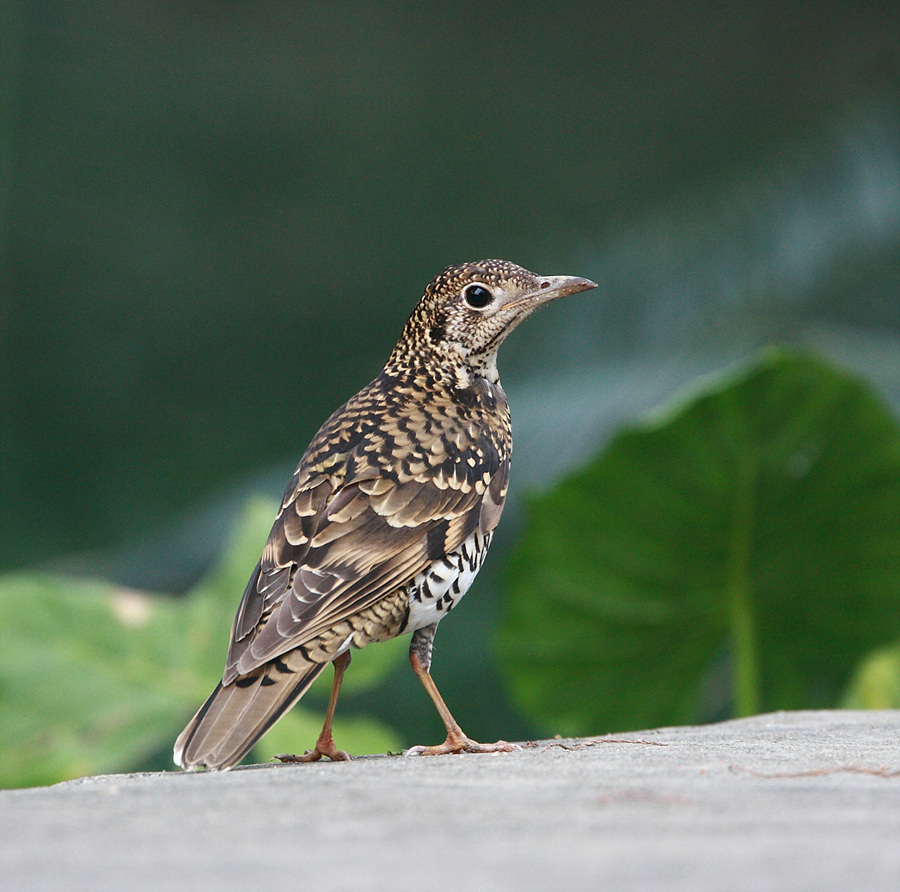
[275, 651, 352, 763]
[405, 625, 520, 756]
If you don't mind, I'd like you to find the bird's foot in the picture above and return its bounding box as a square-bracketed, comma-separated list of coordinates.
[404, 732, 521, 757]
[274, 736, 351, 763]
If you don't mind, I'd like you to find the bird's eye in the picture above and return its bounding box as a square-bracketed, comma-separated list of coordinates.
[463, 284, 493, 309]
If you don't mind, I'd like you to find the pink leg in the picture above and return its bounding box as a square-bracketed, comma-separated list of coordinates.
[405, 648, 520, 756]
[275, 651, 352, 763]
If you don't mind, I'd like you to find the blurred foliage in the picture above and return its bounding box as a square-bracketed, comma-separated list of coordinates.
[5, 352, 900, 789]
[2, 3, 900, 787]
[0, 498, 403, 789]
[498, 350, 900, 736]
[843, 644, 900, 710]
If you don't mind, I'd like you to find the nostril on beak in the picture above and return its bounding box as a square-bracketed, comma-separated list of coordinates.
[540, 281, 550, 289]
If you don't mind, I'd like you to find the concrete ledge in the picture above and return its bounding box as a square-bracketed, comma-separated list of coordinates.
[4, 710, 900, 891]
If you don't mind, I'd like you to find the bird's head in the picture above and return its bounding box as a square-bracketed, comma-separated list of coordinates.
[390, 259, 597, 384]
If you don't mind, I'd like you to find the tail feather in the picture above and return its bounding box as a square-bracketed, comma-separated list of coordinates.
[174, 650, 327, 771]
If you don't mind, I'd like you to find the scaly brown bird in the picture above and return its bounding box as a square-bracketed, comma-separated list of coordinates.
[174, 260, 597, 770]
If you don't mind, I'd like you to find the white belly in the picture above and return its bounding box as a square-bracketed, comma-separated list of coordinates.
[404, 530, 492, 633]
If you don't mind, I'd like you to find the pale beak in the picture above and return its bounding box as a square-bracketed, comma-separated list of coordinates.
[503, 274, 598, 310]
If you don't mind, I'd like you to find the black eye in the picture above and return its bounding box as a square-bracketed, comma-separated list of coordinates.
[463, 284, 492, 309]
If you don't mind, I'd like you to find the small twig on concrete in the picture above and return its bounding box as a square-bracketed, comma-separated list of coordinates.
[524, 737, 668, 751]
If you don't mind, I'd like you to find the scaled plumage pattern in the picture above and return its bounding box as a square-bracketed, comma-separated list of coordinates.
[174, 260, 597, 770]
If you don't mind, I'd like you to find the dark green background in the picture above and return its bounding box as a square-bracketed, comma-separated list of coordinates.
[3, 3, 899, 584]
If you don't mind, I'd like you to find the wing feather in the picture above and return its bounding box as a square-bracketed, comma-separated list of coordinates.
[223, 459, 506, 684]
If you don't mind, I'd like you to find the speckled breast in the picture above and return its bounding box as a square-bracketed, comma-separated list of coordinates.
[404, 529, 493, 633]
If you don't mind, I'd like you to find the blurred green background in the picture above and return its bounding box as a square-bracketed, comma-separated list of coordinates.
[2, 2, 900, 784]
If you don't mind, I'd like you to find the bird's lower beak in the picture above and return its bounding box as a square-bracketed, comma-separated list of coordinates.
[503, 274, 598, 310]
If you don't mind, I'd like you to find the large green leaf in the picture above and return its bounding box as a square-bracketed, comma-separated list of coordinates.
[498, 349, 900, 735]
[0, 497, 403, 788]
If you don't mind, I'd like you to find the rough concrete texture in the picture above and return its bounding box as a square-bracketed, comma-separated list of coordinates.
[3, 710, 899, 891]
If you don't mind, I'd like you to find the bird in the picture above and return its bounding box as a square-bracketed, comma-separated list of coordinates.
[174, 259, 597, 770]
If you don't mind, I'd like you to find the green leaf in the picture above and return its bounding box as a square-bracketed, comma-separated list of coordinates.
[0, 496, 406, 788]
[498, 349, 900, 736]
[0, 574, 187, 787]
[842, 643, 900, 709]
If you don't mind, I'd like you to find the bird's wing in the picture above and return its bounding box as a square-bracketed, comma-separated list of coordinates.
[223, 451, 509, 683]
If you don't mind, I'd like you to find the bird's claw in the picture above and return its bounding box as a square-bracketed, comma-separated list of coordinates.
[404, 736, 521, 757]
[274, 747, 351, 763]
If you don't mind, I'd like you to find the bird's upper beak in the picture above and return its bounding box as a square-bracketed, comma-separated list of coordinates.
[503, 274, 598, 311]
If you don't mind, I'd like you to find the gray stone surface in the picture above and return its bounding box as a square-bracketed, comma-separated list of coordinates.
[3, 710, 899, 891]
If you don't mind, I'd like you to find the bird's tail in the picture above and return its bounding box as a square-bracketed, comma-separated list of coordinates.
[174, 650, 327, 771]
